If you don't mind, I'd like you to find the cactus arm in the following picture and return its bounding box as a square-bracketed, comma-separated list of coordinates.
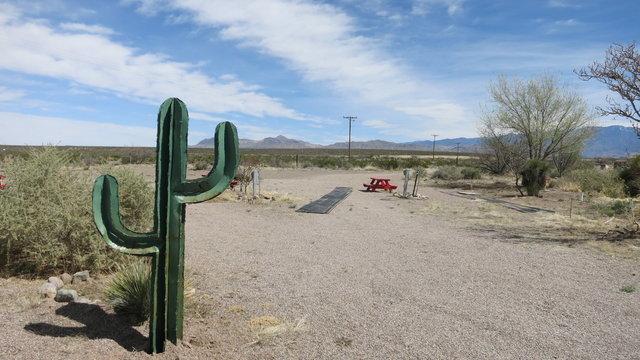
[92, 175, 159, 255]
[174, 121, 239, 203]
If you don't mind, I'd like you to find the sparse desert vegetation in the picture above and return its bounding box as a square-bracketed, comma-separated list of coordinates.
[0, 4, 639, 354]
[1, 147, 639, 358]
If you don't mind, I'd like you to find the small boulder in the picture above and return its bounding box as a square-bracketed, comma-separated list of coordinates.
[72, 270, 90, 284]
[60, 273, 72, 285]
[39, 282, 57, 298]
[47, 276, 64, 289]
[55, 289, 78, 303]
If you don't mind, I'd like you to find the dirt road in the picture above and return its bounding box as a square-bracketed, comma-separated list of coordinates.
[4, 168, 639, 359]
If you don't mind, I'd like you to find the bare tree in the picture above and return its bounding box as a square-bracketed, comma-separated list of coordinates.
[576, 42, 640, 133]
[480, 75, 593, 194]
[552, 144, 583, 177]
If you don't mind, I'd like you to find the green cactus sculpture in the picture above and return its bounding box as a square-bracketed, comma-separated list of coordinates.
[92, 98, 239, 353]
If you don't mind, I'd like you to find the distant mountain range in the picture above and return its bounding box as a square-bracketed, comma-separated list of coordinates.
[194, 125, 640, 158]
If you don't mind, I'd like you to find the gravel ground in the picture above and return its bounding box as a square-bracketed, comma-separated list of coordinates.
[2, 168, 639, 359]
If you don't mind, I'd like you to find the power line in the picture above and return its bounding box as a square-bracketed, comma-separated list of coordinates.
[431, 134, 438, 160]
[344, 116, 357, 160]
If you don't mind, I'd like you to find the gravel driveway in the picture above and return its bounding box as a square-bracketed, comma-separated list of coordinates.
[185, 169, 640, 359]
[3, 168, 639, 359]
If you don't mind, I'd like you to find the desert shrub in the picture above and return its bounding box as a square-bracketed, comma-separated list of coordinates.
[192, 160, 209, 171]
[431, 166, 463, 180]
[235, 166, 254, 193]
[106, 167, 154, 233]
[478, 147, 509, 175]
[461, 167, 481, 179]
[562, 168, 625, 198]
[592, 199, 633, 217]
[431, 166, 480, 180]
[0, 147, 154, 276]
[619, 155, 640, 197]
[520, 159, 549, 196]
[105, 260, 150, 324]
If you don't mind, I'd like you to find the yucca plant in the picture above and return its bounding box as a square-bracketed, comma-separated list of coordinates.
[105, 260, 151, 324]
[520, 159, 549, 197]
[104, 259, 197, 325]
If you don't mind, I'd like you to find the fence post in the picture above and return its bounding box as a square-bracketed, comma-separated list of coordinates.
[402, 169, 412, 197]
[412, 169, 420, 197]
[252, 168, 260, 198]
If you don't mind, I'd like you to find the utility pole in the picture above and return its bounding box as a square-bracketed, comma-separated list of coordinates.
[455, 142, 460, 166]
[344, 115, 357, 160]
[431, 134, 438, 160]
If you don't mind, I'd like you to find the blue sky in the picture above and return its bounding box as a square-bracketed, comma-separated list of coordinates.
[0, 0, 637, 146]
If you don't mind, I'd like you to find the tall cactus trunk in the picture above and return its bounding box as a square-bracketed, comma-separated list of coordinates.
[92, 98, 239, 353]
[155, 98, 188, 344]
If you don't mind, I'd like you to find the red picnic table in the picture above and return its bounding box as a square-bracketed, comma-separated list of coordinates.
[363, 177, 397, 192]
[0, 175, 6, 190]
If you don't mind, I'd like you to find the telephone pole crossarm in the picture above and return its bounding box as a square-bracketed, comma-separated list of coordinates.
[343, 115, 357, 160]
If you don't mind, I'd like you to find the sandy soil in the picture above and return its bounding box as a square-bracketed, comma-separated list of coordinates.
[2, 168, 639, 359]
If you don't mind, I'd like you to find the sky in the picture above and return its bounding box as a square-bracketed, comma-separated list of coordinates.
[0, 0, 637, 146]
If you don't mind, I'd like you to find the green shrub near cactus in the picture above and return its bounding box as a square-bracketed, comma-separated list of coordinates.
[105, 260, 151, 324]
[520, 159, 549, 197]
[0, 147, 153, 276]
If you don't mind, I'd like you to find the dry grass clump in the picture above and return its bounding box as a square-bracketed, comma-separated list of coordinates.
[466, 202, 606, 242]
[248, 315, 307, 345]
[0, 147, 153, 276]
[104, 260, 150, 324]
[104, 260, 208, 324]
[211, 189, 302, 206]
[259, 191, 302, 205]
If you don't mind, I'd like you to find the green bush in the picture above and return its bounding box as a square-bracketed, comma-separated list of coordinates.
[192, 160, 209, 171]
[431, 166, 480, 180]
[619, 156, 640, 197]
[563, 168, 625, 198]
[0, 147, 154, 275]
[520, 159, 549, 196]
[461, 167, 481, 180]
[431, 166, 463, 180]
[106, 167, 154, 233]
[105, 260, 150, 324]
[592, 199, 633, 217]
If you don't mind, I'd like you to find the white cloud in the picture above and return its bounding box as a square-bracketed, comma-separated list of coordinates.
[59, 22, 116, 36]
[121, 0, 164, 15]
[125, 0, 468, 132]
[189, 111, 232, 123]
[412, 0, 464, 16]
[0, 4, 303, 121]
[548, 0, 582, 8]
[362, 119, 392, 129]
[0, 86, 25, 102]
[543, 18, 582, 34]
[0, 111, 202, 146]
[396, 101, 467, 124]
